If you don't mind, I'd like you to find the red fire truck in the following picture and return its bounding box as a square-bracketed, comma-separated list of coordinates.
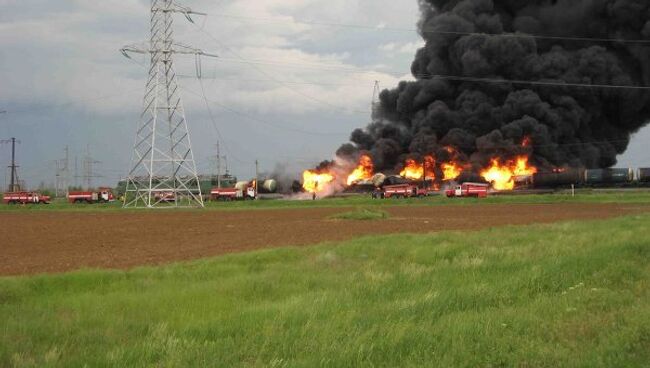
[379, 184, 434, 199]
[154, 192, 176, 203]
[67, 188, 115, 204]
[211, 185, 256, 201]
[3, 192, 51, 205]
[445, 183, 489, 198]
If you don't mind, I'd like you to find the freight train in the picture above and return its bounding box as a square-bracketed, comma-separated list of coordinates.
[529, 168, 650, 189]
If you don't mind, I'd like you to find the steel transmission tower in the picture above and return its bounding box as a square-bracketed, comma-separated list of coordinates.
[55, 146, 70, 197]
[120, 0, 215, 208]
[1, 138, 21, 192]
[371, 80, 381, 113]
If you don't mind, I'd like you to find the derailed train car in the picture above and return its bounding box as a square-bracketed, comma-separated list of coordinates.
[531, 169, 584, 188]
[638, 168, 650, 183]
[584, 168, 634, 185]
[531, 168, 644, 188]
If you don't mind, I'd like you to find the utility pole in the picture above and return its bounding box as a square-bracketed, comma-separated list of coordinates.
[74, 156, 79, 188]
[216, 142, 221, 188]
[83, 145, 101, 190]
[65, 146, 69, 196]
[10, 138, 17, 192]
[120, 0, 216, 208]
[1, 138, 20, 192]
[255, 160, 259, 200]
[55, 146, 70, 197]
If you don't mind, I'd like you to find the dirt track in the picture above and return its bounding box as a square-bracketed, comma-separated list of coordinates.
[1, 203, 647, 276]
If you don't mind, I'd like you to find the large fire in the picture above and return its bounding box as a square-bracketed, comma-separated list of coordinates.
[481, 156, 537, 190]
[346, 154, 374, 185]
[301, 137, 538, 196]
[442, 162, 463, 181]
[302, 170, 334, 193]
[400, 156, 435, 180]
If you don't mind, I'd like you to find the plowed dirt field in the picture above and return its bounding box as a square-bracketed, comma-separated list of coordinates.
[1, 203, 647, 276]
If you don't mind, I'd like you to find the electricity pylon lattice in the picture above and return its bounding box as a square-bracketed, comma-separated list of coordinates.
[121, 0, 215, 208]
[371, 80, 381, 113]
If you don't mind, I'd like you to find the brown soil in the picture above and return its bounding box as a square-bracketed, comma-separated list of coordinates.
[0, 203, 647, 276]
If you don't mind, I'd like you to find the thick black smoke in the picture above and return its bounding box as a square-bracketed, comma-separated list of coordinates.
[342, 0, 650, 173]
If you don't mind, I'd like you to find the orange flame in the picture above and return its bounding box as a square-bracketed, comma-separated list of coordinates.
[302, 170, 334, 193]
[481, 156, 537, 190]
[442, 162, 463, 181]
[513, 156, 537, 177]
[400, 156, 435, 180]
[346, 155, 374, 185]
[521, 136, 532, 147]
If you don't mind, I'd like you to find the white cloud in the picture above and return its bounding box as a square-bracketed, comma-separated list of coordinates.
[379, 41, 424, 56]
[0, 0, 422, 184]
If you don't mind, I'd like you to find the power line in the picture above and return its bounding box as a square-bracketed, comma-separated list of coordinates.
[182, 86, 351, 137]
[177, 75, 374, 86]
[413, 74, 650, 90]
[182, 55, 650, 91]
[197, 77, 248, 165]
[208, 13, 650, 45]
[185, 64, 650, 91]
[191, 22, 371, 115]
[418, 29, 650, 45]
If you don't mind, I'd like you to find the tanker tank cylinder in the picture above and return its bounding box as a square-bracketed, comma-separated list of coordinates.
[457, 172, 485, 184]
[638, 168, 650, 183]
[532, 169, 584, 188]
[261, 179, 278, 193]
[384, 175, 409, 186]
[371, 173, 387, 187]
[235, 181, 249, 191]
[585, 168, 634, 184]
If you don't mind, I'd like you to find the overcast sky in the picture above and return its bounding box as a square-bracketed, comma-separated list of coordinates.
[1, 0, 648, 189]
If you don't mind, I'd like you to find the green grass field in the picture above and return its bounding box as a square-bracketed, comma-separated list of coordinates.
[1, 190, 650, 213]
[1, 213, 649, 367]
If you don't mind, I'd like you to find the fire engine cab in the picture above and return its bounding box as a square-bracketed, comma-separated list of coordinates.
[445, 183, 489, 198]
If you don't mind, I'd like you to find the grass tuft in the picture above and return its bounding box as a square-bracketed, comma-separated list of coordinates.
[330, 208, 390, 221]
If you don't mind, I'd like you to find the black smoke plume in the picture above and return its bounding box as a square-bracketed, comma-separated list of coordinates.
[342, 0, 650, 173]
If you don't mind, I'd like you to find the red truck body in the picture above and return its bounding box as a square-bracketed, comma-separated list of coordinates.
[3, 192, 51, 205]
[445, 183, 489, 198]
[211, 186, 256, 201]
[153, 192, 176, 203]
[380, 184, 433, 199]
[68, 188, 115, 204]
